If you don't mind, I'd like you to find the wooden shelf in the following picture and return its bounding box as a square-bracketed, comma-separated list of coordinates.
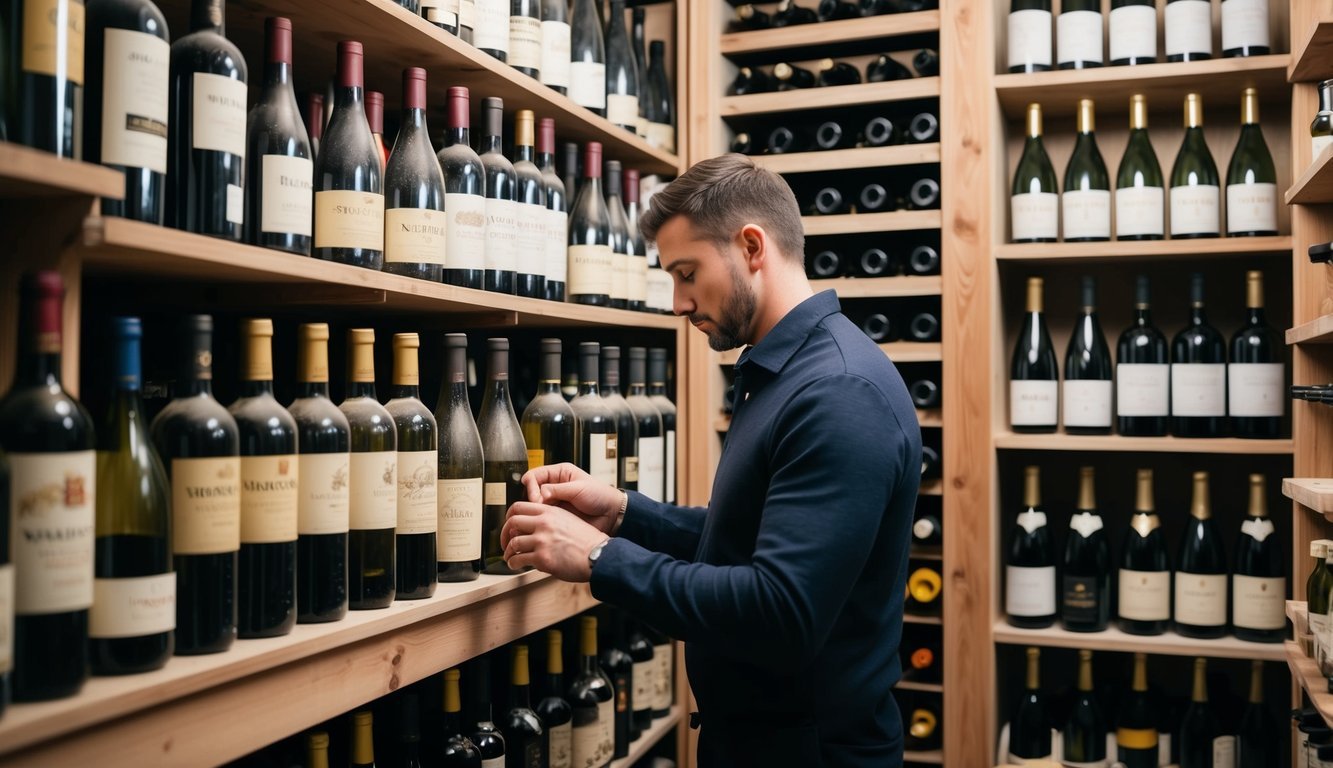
[609, 706, 683, 768]
[1290, 18, 1333, 82]
[803, 210, 942, 236]
[819, 275, 943, 299]
[895, 680, 944, 693]
[1286, 641, 1333, 728]
[993, 622, 1287, 661]
[994, 431, 1294, 454]
[1287, 145, 1333, 205]
[1288, 313, 1333, 345]
[1284, 478, 1333, 518]
[722, 78, 941, 117]
[903, 748, 944, 764]
[0, 572, 596, 765]
[0, 143, 124, 201]
[720, 10, 940, 55]
[905, 613, 943, 626]
[919, 478, 943, 496]
[750, 144, 941, 175]
[910, 547, 943, 561]
[994, 55, 1291, 120]
[75, 217, 685, 330]
[995, 235, 1293, 263]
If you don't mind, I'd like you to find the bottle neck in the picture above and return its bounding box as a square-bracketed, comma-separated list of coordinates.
[511, 681, 531, 710]
[347, 381, 377, 399]
[516, 144, 536, 163]
[296, 381, 331, 399]
[449, 126, 471, 146]
[19, 350, 61, 388]
[401, 107, 427, 132]
[600, 381, 621, 397]
[191, 0, 225, 34]
[265, 60, 292, 89]
[537, 151, 555, 171]
[1191, 305, 1209, 324]
[546, 671, 564, 694]
[482, 133, 503, 153]
[628, 382, 647, 397]
[1246, 306, 1266, 325]
[443, 711, 464, 737]
[178, 378, 213, 398]
[390, 383, 421, 400]
[336, 84, 365, 111]
[1134, 306, 1153, 326]
[648, 382, 667, 397]
[240, 379, 275, 398]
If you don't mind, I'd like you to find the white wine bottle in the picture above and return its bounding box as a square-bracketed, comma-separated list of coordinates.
[1225, 87, 1278, 238]
[1115, 95, 1165, 241]
[479, 338, 528, 576]
[1063, 276, 1112, 433]
[1011, 104, 1058, 243]
[1009, 277, 1058, 432]
[1008, 0, 1052, 73]
[1169, 93, 1220, 239]
[1117, 469, 1170, 636]
[340, 329, 397, 610]
[1062, 99, 1110, 242]
[1231, 474, 1284, 643]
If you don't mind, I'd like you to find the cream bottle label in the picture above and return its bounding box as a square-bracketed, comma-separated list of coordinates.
[1222, 0, 1269, 51]
[1226, 182, 1277, 234]
[0, 565, 12, 673]
[172, 456, 241, 555]
[22, 0, 84, 83]
[315, 190, 385, 251]
[540, 21, 572, 89]
[1057, 10, 1102, 65]
[508, 15, 542, 70]
[1174, 572, 1227, 625]
[261, 155, 314, 236]
[101, 29, 169, 173]
[1118, 570, 1170, 621]
[1007, 9, 1052, 69]
[1115, 186, 1165, 238]
[444, 192, 488, 271]
[1232, 574, 1285, 630]
[485, 197, 518, 272]
[1228, 362, 1283, 417]
[1061, 189, 1110, 240]
[588, 433, 618, 486]
[1009, 379, 1057, 426]
[385, 207, 448, 265]
[350, 452, 397, 530]
[192, 72, 248, 157]
[90, 573, 176, 638]
[1165, 0, 1213, 57]
[607, 93, 639, 128]
[1171, 363, 1226, 416]
[1169, 184, 1220, 236]
[546, 207, 569, 283]
[240, 454, 299, 544]
[638, 435, 664, 502]
[10, 451, 95, 614]
[1115, 363, 1169, 417]
[1062, 380, 1112, 428]
[298, 452, 351, 535]
[438, 477, 482, 561]
[515, 204, 547, 276]
[1010, 192, 1058, 241]
[569, 62, 607, 110]
[396, 450, 438, 534]
[472, 0, 510, 52]
[1110, 4, 1157, 61]
[1005, 565, 1055, 617]
[569, 243, 614, 296]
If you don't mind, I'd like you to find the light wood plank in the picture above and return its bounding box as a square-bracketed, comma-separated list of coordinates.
[994, 431, 1294, 454]
[1288, 144, 1333, 204]
[895, 680, 944, 693]
[995, 235, 1294, 263]
[823, 275, 943, 299]
[751, 144, 941, 174]
[1284, 478, 1333, 518]
[919, 479, 944, 496]
[0, 143, 124, 201]
[803, 210, 943, 236]
[1288, 312, 1333, 344]
[609, 707, 684, 768]
[993, 622, 1287, 661]
[1290, 18, 1333, 83]
[884, 342, 943, 362]
[910, 547, 943, 561]
[905, 613, 943, 626]
[719, 10, 941, 55]
[1287, 641, 1333, 729]
[903, 748, 944, 765]
[721, 78, 942, 117]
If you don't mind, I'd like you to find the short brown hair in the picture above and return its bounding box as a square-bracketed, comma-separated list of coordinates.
[639, 154, 804, 262]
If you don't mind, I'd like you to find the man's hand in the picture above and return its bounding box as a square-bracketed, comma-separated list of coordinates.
[502, 501, 609, 582]
[521, 463, 626, 535]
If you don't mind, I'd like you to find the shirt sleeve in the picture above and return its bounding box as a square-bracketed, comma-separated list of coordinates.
[616, 491, 708, 562]
[589, 374, 916, 670]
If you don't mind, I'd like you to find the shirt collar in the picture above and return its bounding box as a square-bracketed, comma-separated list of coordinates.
[735, 290, 842, 375]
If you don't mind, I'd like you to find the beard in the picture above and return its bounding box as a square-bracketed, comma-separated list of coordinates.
[695, 261, 757, 351]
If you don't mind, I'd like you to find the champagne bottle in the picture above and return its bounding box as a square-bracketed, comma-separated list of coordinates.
[508, 0, 542, 79]
[1008, 647, 1052, 761]
[1171, 273, 1227, 438]
[1118, 468, 1170, 635]
[604, 160, 632, 309]
[1229, 270, 1283, 438]
[522, 339, 577, 472]
[503, 644, 545, 768]
[599, 612, 636, 754]
[1011, 103, 1058, 243]
[1109, 0, 1157, 65]
[1064, 650, 1107, 764]
[384, 67, 447, 282]
[386, 333, 438, 601]
[436, 334, 483, 583]
[1232, 474, 1284, 642]
[438, 86, 487, 290]
[350, 710, 377, 768]
[647, 349, 677, 503]
[1174, 471, 1227, 638]
[1116, 275, 1169, 436]
[624, 168, 650, 312]
[314, 41, 384, 269]
[570, 343, 619, 486]
[569, 0, 607, 116]
[1062, 467, 1110, 632]
[340, 329, 397, 610]
[1062, 99, 1110, 241]
[1063, 276, 1112, 434]
[604, 0, 639, 132]
[1005, 466, 1056, 628]
[1226, 88, 1278, 238]
[1222, 0, 1269, 57]
[540, 0, 571, 94]
[1057, 0, 1103, 69]
[1116, 653, 1159, 768]
[479, 338, 528, 575]
[569, 142, 614, 305]
[442, 669, 484, 765]
[512, 109, 548, 299]
[1115, 94, 1165, 241]
[537, 118, 568, 302]
[625, 348, 664, 501]
[1169, 93, 1220, 239]
[600, 347, 639, 492]
[480, 96, 519, 295]
[1177, 658, 1219, 768]
[1009, 277, 1058, 433]
[537, 630, 575, 768]
[569, 615, 615, 768]
[1008, 0, 1053, 73]
[1237, 660, 1280, 766]
[91, 317, 173, 674]
[1165, 0, 1212, 62]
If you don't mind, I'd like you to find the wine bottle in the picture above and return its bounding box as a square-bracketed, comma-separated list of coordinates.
[646, 41, 674, 152]
[603, 161, 632, 309]
[817, 0, 858, 21]
[442, 668, 485, 766]
[1226, 88, 1278, 238]
[813, 120, 854, 151]
[1062, 99, 1110, 241]
[1237, 661, 1279, 766]
[1170, 93, 1220, 239]
[340, 329, 397, 610]
[861, 312, 895, 344]
[150, 314, 240, 656]
[904, 706, 942, 751]
[289, 323, 350, 623]
[908, 243, 940, 275]
[1064, 650, 1107, 764]
[1232, 474, 1284, 642]
[1009, 277, 1058, 433]
[478, 338, 527, 576]
[599, 612, 635, 754]
[1177, 658, 1219, 768]
[912, 48, 940, 77]
[808, 249, 842, 278]
[910, 378, 940, 408]
[816, 59, 861, 86]
[351, 710, 377, 768]
[626, 622, 655, 736]
[909, 112, 940, 144]
[625, 348, 663, 501]
[84, 0, 169, 222]
[855, 118, 899, 149]
[420, 0, 460, 33]
[1062, 467, 1110, 632]
[854, 183, 893, 214]
[504, 644, 545, 768]
[1116, 94, 1165, 240]
[1165, 0, 1211, 62]
[399, 693, 425, 768]
[918, 447, 941, 485]
[9, 0, 84, 157]
[600, 347, 638, 492]
[569, 0, 606, 116]
[859, 246, 895, 276]
[386, 333, 438, 601]
[647, 349, 677, 504]
[810, 186, 848, 215]
[604, 0, 638, 132]
[1175, 471, 1227, 638]
[1115, 276, 1169, 436]
[1229, 270, 1283, 439]
[623, 168, 649, 312]
[569, 615, 615, 768]
[438, 86, 487, 290]
[1109, 0, 1157, 65]
[729, 3, 770, 31]
[1008, 647, 1052, 761]
[90, 317, 173, 675]
[166, 0, 248, 239]
[367, 90, 387, 171]
[306, 92, 323, 162]
[479, 96, 518, 295]
[384, 67, 447, 282]
[230, 318, 298, 638]
[766, 125, 812, 155]
[730, 131, 754, 154]
[570, 343, 619, 485]
[908, 311, 941, 342]
[908, 177, 940, 210]
[912, 514, 942, 546]
[511, 110, 547, 299]
[307, 731, 331, 768]
[537, 118, 568, 302]
[522, 339, 577, 473]
[865, 54, 912, 82]
[540, 0, 571, 93]
[538, 630, 575, 768]
[436, 334, 484, 583]
[314, 41, 385, 269]
[1171, 273, 1227, 437]
[509, 0, 541, 79]
[474, 0, 509, 61]
[773, 62, 815, 90]
[1118, 468, 1171, 635]
[728, 66, 775, 96]
[773, 0, 818, 26]
[1005, 466, 1056, 628]
[1117, 653, 1159, 768]
[1313, 82, 1333, 161]
[1057, 0, 1102, 69]
[1008, 0, 1053, 73]
[1011, 103, 1058, 243]
[1222, 0, 1269, 57]
[469, 658, 508, 766]
[568, 142, 615, 305]
[647, 624, 672, 718]
[1063, 276, 1112, 434]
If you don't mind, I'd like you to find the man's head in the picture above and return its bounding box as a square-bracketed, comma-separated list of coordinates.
[639, 154, 806, 351]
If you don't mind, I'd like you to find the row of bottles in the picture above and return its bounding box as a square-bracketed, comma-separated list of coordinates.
[806, 239, 940, 279]
[730, 110, 940, 155]
[1011, 91, 1277, 243]
[1010, 271, 1283, 438]
[849, 306, 941, 344]
[723, 50, 936, 95]
[801, 175, 940, 215]
[727, 0, 938, 31]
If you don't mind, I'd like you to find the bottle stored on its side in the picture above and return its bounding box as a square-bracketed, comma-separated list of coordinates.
[865, 54, 913, 82]
[570, 343, 619, 486]
[808, 250, 843, 279]
[912, 514, 942, 546]
[815, 120, 857, 151]
[912, 48, 940, 77]
[1229, 270, 1283, 439]
[1116, 653, 1159, 768]
[857, 247, 896, 277]
[1165, 0, 1212, 62]
[1061, 467, 1110, 632]
[1062, 98, 1110, 241]
[438, 86, 487, 290]
[766, 124, 813, 155]
[1063, 276, 1112, 434]
[384, 67, 447, 282]
[1176, 658, 1218, 768]
[340, 330, 397, 610]
[1169, 93, 1221, 239]
[512, 109, 548, 299]
[773, 0, 818, 26]
[909, 378, 940, 409]
[1063, 650, 1107, 765]
[1008, 647, 1052, 761]
[901, 640, 941, 682]
[601, 347, 639, 493]
[1226, 87, 1278, 238]
[313, 41, 384, 269]
[1174, 471, 1228, 639]
[809, 186, 849, 216]
[909, 112, 940, 143]
[386, 333, 438, 600]
[504, 644, 545, 768]
[905, 566, 942, 615]
[816, 58, 861, 87]
[436, 334, 484, 583]
[1007, 0, 1053, 73]
[729, 4, 771, 32]
[569, 615, 615, 768]
[1057, 0, 1103, 69]
[479, 339, 528, 576]
[1171, 273, 1227, 438]
[604, 160, 633, 309]
[817, 0, 859, 21]
[907, 311, 940, 342]
[858, 184, 896, 214]
[1115, 94, 1165, 241]
[479, 97, 519, 294]
[908, 243, 940, 275]
[907, 177, 940, 210]
[774, 62, 816, 90]
[1232, 474, 1284, 643]
[1011, 103, 1058, 243]
[863, 116, 904, 147]
[538, 629, 575, 768]
[1009, 277, 1058, 433]
[1118, 468, 1170, 636]
[568, 143, 615, 306]
[1109, 0, 1158, 66]
[730, 132, 754, 154]
[537, 118, 568, 302]
[1006, 466, 1056, 628]
[728, 66, 776, 96]
[904, 704, 942, 751]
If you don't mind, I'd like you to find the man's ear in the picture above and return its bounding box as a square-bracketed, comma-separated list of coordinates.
[738, 223, 767, 273]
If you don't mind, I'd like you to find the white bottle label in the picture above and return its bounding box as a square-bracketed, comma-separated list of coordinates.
[460, 0, 475, 29]
[515, 202, 547, 276]
[171, 456, 242, 555]
[569, 243, 615, 297]
[629, 252, 648, 304]
[1061, 189, 1111, 240]
[385, 207, 448, 265]
[508, 15, 542, 71]
[1010, 192, 1058, 241]
[540, 21, 572, 89]
[101, 28, 169, 173]
[1227, 362, 1283, 417]
[421, 0, 458, 26]
[350, 452, 397, 530]
[1116, 363, 1170, 417]
[648, 267, 674, 314]
[1118, 569, 1171, 621]
[548, 721, 573, 768]
[1009, 379, 1058, 427]
[1110, 4, 1157, 62]
[1165, 0, 1214, 58]
[473, 0, 510, 52]
[1008, 9, 1053, 70]
[239, 454, 300, 544]
[1115, 185, 1165, 238]
[588, 433, 618, 486]
[396, 450, 438, 535]
[1222, 0, 1269, 52]
[1231, 574, 1285, 630]
[1213, 736, 1237, 768]
[0, 565, 11, 673]
[445, 192, 488, 271]
[438, 477, 483, 561]
[261, 155, 314, 236]
[90, 572, 176, 638]
[546, 207, 569, 283]
[652, 641, 673, 709]
[638, 435, 664, 502]
[665, 429, 676, 503]
[1057, 10, 1103, 66]
[226, 183, 244, 225]
[191, 72, 247, 157]
[1226, 182, 1277, 234]
[1005, 565, 1056, 617]
[485, 197, 518, 272]
[607, 93, 639, 128]
[482, 758, 505, 768]
[612, 250, 630, 301]
[1174, 572, 1228, 626]
[569, 62, 607, 110]
[1170, 184, 1220, 236]
[484, 481, 506, 506]
[633, 659, 654, 709]
[298, 452, 351, 535]
[1314, 134, 1333, 162]
[1171, 363, 1226, 417]
[1062, 379, 1112, 428]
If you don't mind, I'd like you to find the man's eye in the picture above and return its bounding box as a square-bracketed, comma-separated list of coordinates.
[680, 272, 694, 283]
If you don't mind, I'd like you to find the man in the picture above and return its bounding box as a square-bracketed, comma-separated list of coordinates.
[501, 154, 922, 767]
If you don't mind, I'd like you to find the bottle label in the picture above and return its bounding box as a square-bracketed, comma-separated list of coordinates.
[482, 758, 505, 768]
[540, 21, 572, 88]
[572, 709, 612, 768]
[350, 452, 397, 530]
[191, 72, 248, 157]
[1109, 4, 1157, 61]
[1062, 379, 1112, 428]
[1116, 363, 1169, 417]
[421, 0, 459, 25]
[548, 721, 573, 768]
[315, 190, 386, 252]
[1169, 185, 1220, 236]
[649, 267, 674, 314]
[1057, 10, 1103, 66]
[569, 243, 615, 297]
[1010, 192, 1058, 241]
[569, 62, 607, 110]
[665, 429, 676, 503]
[653, 641, 673, 709]
[1114, 185, 1165, 238]
[1174, 572, 1227, 625]
[396, 450, 438, 534]
[1007, 9, 1052, 69]
[612, 250, 631, 300]
[1009, 379, 1058, 427]
[1231, 574, 1285, 630]
[90, 572, 175, 638]
[527, 448, 545, 471]
[508, 15, 542, 70]
[21, 0, 84, 83]
[648, 122, 676, 153]
[1061, 189, 1111, 240]
[588, 433, 618, 486]
[1222, 0, 1269, 50]
[445, 192, 488, 271]
[624, 455, 639, 483]
[629, 253, 648, 304]
[298, 452, 351, 535]
[632, 658, 654, 710]
[515, 202, 547, 276]
[460, 0, 475, 29]
[1118, 569, 1170, 621]
[240, 454, 300, 544]
[0, 565, 11, 673]
[1226, 182, 1277, 234]
[1171, 363, 1226, 416]
[607, 93, 639, 128]
[171, 456, 241, 555]
[101, 29, 168, 173]
[1005, 565, 1055, 617]
[1068, 511, 1104, 538]
[1213, 736, 1236, 768]
[1165, 0, 1213, 57]
[1061, 573, 1103, 624]
[546, 207, 569, 283]
[385, 207, 448, 265]
[473, 0, 510, 52]
[438, 477, 482, 561]
[1227, 362, 1283, 417]
[1314, 134, 1333, 162]
[261, 155, 314, 236]
[637, 116, 649, 138]
[638, 435, 665, 502]
[485, 197, 519, 272]
[10, 451, 95, 614]
[227, 183, 244, 225]
[1241, 517, 1274, 542]
[484, 481, 507, 506]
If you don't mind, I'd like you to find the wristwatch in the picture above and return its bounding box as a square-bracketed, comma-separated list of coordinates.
[588, 538, 611, 570]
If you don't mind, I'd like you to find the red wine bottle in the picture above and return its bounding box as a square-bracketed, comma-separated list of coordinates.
[366, 90, 388, 172]
[537, 118, 568, 302]
[512, 109, 548, 299]
[313, 41, 384, 270]
[438, 86, 487, 290]
[605, 0, 639, 132]
[435, 334, 484, 583]
[305, 92, 323, 162]
[246, 17, 314, 256]
[605, 160, 632, 310]
[384, 67, 446, 282]
[480, 96, 519, 294]
[11, 0, 84, 158]
[623, 168, 649, 313]
[568, 142, 614, 305]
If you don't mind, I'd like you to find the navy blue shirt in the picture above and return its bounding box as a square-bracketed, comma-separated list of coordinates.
[590, 290, 922, 768]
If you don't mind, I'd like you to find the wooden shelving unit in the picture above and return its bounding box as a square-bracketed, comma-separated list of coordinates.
[994, 622, 1287, 662]
[0, 143, 124, 201]
[610, 706, 685, 768]
[1284, 478, 1333, 518]
[1290, 17, 1333, 82]
[721, 78, 941, 117]
[1287, 641, 1333, 726]
[1287, 312, 1333, 344]
[719, 9, 940, 55]
[1288, 144, 1333, 204]
[824, 276, 943, 299]
[995, 235, 1294, 263]
[993, 432, 1295, 454]
[801, 210, 942, 236]
[750, 144, 941, 174]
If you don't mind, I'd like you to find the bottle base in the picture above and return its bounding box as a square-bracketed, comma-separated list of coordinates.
[1005, 615, 1056, 629]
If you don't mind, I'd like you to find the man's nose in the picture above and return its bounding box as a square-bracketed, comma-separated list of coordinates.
[672, 288, 694, 317]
